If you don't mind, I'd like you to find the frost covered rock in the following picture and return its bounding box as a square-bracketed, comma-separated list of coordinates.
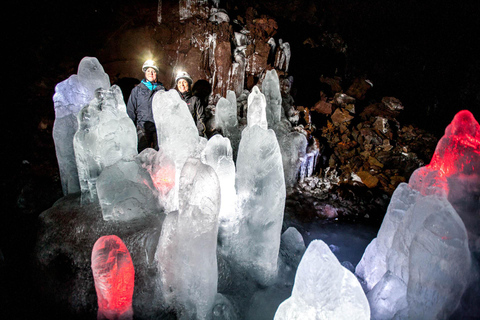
[73, 85, 137, 203]
[53, 56, 110, 195]
[274, 240, 370, 320]
[156, 158, 220, 319]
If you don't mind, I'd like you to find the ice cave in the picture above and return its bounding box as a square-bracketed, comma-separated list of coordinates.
[3, 1, 480, 319]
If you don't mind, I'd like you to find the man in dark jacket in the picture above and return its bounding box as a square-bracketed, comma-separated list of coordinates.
[174, 71, 206, 137]
[127, 60, 165, 152]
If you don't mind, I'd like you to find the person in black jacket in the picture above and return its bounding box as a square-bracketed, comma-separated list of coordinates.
[174, 71, 206, 137]
[127, 60, 165, 152]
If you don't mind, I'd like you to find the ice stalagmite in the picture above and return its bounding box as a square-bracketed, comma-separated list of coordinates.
[91, 235, 135, 320]
[246, 86, 268, 129]
[278, 132, 308, 189]
[53, 56, 110, 195]
[73, 85, 137, 203]
[215, 91, 241, 160]
[262, 69, 282, 128]
[274, 240, 370, 320]
[234, 123, 285, 286]
[152, 89, 205, 210]
[156, 158, 220, 319]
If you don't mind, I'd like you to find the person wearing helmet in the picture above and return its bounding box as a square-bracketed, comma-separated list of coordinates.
[127, 60, 165, 152]
[174, 71, 206, 137]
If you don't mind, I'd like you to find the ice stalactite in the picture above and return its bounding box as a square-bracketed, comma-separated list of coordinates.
[91, 235, 135, 320]
[274, 39, 291, 73]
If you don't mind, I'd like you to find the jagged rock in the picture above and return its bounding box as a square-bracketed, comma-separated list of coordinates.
[346, 77, 372, 100]
[312, 100, 333, 115]
[356, 171, 379, 188]
[331, 108, 354, 126]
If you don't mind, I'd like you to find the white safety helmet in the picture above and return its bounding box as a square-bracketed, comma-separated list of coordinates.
[175, 71, 193, 85]
[142, 60, 159, 73]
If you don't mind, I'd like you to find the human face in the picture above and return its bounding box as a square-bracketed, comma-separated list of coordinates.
[177, 79, 189, 93]
[145, 68, 157, 82]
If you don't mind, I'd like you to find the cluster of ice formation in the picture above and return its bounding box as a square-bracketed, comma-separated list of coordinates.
[53, 57, 110, 195]
[356, 110, 480, 319]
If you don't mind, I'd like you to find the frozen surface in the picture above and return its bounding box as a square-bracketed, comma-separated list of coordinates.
[73, 85, 137, 203]
[231, 124, 285, 286]
[53, 57, 110, 195]
[91, 235, 135, 320]
[156, 158, 220, 319]
[73, 85, 137, 202]
[96, 157, 161, 221]
[274, 240, 370, 320]
[262, 69, 282, 127]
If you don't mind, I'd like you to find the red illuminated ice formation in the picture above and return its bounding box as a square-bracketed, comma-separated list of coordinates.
[91, 235, 135, 320]
[150, 163, 176, 195]
[427, 110, 480, 177]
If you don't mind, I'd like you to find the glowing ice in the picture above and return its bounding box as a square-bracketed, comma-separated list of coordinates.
[91, 235, 135, 320]
[156, 158, 220, 319]
[53, 56, 110, 195]
[278, 132, 308, 189]
[73, 85, 137, 203]
[274, 240, 370, 320]
[215, 91, 241, 159]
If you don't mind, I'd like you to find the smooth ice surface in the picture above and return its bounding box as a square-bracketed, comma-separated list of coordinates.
[96, 158, 161, 221]
[232, 124, 285, 286]
[246, 86, 268, 129]
[53, 57, 110, 195]
[156, 158, 220, 319]
[278, 132, 308, 189]
[262, 69, 282, 127]
[73, 85, 137, 202]
[356, 183, 472, 319]
[91, 235, 135, 320]
[274, 240, 370, 320]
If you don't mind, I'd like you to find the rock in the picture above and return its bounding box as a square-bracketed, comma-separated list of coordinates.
[356, 171, 379, 188]
[331, 108, 354, 126]
[312, 100, 333, 115]
[346, 77, 372, 100]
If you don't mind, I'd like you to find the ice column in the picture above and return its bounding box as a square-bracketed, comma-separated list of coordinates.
[274, 240, 370, 320]
[156, 158, 220, 319]
[262, 69, 282, 127]
[91, 235, 135, 320]
[73, 85, 137, 203]
[53, 56, 110, 195]
[233, 124, 286, 286]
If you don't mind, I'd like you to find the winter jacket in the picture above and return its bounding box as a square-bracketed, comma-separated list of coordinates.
[178, 90, 206, 136]
[126, 79, 165, 129]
